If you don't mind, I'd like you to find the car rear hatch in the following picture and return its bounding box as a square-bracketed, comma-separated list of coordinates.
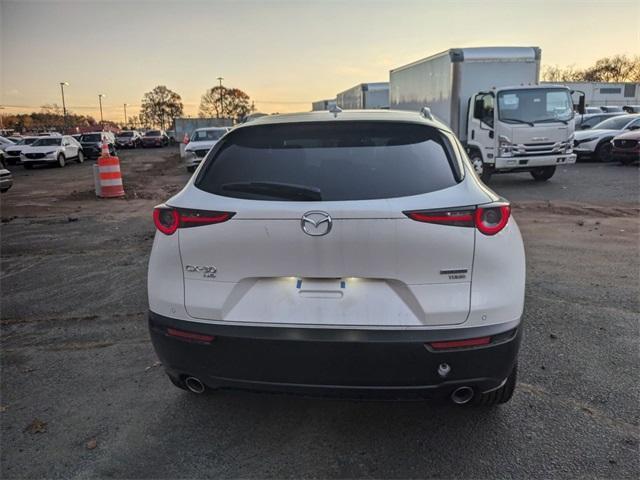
[173, 120, 491, 327]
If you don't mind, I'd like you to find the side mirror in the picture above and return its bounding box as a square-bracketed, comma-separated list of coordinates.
[473, 98, 484, 119]
[577, 95, 586, 115]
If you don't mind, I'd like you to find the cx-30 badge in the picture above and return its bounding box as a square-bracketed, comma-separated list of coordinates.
[301, 211, 332, 236]
[185, 265, 217, 278]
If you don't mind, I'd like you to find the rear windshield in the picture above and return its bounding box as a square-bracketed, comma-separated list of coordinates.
[81, 134, 102, 142]
[191, 129, 226, 142]
[196, 121, 458, 202]
[118, 131, 134, 137]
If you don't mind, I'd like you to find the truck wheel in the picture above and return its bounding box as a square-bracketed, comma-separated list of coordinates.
[470, 153, 492, 182]
[530, 166, 556, 181]
[474, 363, 517, 406]
[595, 141, 614, 162]
[57, 154, 66, 168]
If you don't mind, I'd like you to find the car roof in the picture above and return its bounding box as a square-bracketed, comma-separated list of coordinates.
[237, 109, 450, 131]
[195, 127, 228, 131]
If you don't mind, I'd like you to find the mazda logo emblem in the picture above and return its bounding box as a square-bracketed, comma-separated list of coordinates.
[301, 211, 332, 236]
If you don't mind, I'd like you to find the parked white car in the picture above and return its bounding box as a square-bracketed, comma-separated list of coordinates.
[148, 110, 525, 406]
[184, 127, 230, 172]
[20, 135, 84, 168]
[3, 136, 41, 165]
[574, 114, 640, 161]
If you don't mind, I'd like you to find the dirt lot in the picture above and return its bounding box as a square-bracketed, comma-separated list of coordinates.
[1, 149, 638, 479]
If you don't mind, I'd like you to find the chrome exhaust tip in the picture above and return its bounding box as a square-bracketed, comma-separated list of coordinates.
[451, 386, 474, 405]
[184, 376, 205, 394]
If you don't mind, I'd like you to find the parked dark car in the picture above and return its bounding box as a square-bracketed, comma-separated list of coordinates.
[115, 130, 142, 148]
[141, 130, 169, 148]
[79, 132, 116, 158]
[600, 106, 624, 113]
[611, 130, 640, 165]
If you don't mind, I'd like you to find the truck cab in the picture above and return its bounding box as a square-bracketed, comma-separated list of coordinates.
[467, 85, 578, 181]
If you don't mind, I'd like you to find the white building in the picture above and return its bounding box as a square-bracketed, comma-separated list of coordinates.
[542, 81, 639, 108]
[311, 99, 337, 111]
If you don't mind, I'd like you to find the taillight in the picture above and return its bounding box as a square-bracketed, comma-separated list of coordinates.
[404, 209, 475, 227]
[404, 203, 510, 236]
[475, 205, 510, 236]
[153, 205, 234, 235]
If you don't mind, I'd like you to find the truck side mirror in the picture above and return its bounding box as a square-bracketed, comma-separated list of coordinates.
[473, 99, 484, 119]
[577, 95, 586, 115]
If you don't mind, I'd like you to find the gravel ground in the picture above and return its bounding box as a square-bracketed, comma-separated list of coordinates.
[1, 149, 638, 479]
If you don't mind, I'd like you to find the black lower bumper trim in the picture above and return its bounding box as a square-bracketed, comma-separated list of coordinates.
[148, 311, 521, 399]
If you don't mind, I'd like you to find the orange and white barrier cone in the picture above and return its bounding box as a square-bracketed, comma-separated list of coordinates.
[96, 136, 125, 198]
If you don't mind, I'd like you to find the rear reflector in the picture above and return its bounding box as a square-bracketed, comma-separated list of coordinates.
[166, 327, 215, 344]
[429, 336, 491, 350]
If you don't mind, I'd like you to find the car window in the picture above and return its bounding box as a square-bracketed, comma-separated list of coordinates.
[627, 119, 640, 129]
[80, 134, 102, 142]
[145, 131, 161, 136]
[593, 115, 638, 130]
[32, 138, 62, 146]
[196, 121, 459, 202]
[191, 129, 226, 142]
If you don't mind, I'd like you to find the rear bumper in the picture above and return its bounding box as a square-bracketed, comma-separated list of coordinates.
[148, 311, 521, 399]
[494, 153, 576, 170]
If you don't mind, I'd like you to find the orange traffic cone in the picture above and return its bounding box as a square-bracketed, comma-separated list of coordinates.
[96, 135, 125, 198]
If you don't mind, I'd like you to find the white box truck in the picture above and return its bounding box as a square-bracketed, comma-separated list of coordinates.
[390, 47, 584, 181]
[337, 83, 389, 110]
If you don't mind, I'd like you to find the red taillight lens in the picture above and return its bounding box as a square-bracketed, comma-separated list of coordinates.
[153, 205, 234, 235]
[404, 203, 510, 236]
[475, 205, 510, 236]
[166, 327, 215, 344]
[429, 336, 491, 350]
[153, 207, 179, 235]
[404, 209, 475, 227]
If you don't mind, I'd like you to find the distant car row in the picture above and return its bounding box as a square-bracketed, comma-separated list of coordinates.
[574, 114, 640, 162]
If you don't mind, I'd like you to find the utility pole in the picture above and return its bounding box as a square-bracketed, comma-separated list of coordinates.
[98, 93, 105, 128]
[123, 103, 128, 125]
[60, 82, 69, 131]
[217, 77, 224, 118]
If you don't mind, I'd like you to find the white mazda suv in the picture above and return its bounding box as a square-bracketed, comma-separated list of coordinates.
[148, 110, 525, 405]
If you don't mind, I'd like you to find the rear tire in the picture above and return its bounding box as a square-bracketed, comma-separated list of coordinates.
[474, 363, 517, 406]
[77, 151, 84, 164]
[470, 152, 492, 183]
[595, 141, 614, 162]
[57, 154, 66, 168]
[530, 166, 556, 181]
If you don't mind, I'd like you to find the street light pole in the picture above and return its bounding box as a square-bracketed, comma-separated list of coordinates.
[98, 94, 105, 128]
[60, 82, 69, 131]
[217, 76, 224, 118]
[123, 103, 128, 125]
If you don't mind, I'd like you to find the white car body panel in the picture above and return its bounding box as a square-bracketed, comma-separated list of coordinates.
[149, 110, 525, 332]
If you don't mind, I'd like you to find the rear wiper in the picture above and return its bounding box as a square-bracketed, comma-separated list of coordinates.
[501, 117, 535, 127]
[221, 181, 322, 201]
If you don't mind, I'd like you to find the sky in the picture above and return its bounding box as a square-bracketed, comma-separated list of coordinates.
[1, 0, 639, 122]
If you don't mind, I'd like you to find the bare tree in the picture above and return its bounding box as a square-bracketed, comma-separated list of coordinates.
[140, 86, 184, 130]
[199, 85, 253, 121]
[543, 55, 640, 82]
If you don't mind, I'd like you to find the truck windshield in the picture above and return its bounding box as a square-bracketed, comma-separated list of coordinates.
[498, 88, 573, 125]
